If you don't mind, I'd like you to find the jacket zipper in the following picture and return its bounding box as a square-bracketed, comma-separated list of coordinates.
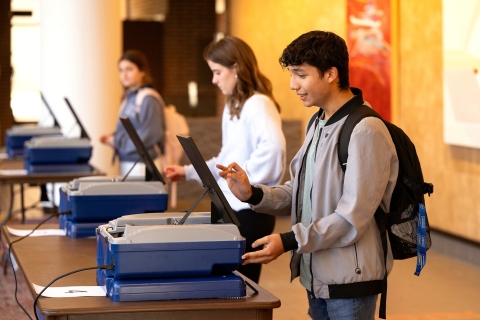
[290, 121, 316, 280]
[290, 141, 310, 276]
[308, 120, 322, 297]
[309, 122, 324, 297]
[292, 115, 326, 296]
[354, 243, 361, 274]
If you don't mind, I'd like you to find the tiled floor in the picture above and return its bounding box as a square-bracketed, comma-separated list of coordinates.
[2, 192, 480, 320]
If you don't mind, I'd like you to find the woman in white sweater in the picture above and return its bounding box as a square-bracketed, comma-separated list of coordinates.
[165, 36, 286, 283]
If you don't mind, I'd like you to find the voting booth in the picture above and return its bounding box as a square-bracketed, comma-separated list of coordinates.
[59, 116, 169, 238]
[96, 133, 247, 302]
[23, 98, 93, 173]
[5, 93, 62, 158]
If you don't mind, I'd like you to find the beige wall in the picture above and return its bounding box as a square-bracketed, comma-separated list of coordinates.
[230, 0, 480, 242]
[400, 1, 480, 242]
[229, 0, 347, 124]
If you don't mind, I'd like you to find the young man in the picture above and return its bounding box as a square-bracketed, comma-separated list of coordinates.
[216, 31, 399, 319]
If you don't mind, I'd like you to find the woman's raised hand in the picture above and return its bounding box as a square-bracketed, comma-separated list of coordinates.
[164, 165, 186, 182]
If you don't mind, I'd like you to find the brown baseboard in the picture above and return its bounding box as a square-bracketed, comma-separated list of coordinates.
[430, 227, 480, 268]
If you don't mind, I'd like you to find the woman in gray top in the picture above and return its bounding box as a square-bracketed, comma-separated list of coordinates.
[100, 50, 166, 175]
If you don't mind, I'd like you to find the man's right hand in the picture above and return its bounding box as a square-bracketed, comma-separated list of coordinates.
[216, 162, 253, 201]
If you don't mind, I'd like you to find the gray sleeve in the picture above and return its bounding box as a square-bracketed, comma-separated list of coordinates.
[114, 96, 164, 158]
[249, 182, 293, 217]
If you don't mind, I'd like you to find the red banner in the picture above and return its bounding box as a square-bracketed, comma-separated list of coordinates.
[348, 0, 392, 121]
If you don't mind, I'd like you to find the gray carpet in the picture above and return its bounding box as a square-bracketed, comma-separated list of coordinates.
[0, 216, 59, 320]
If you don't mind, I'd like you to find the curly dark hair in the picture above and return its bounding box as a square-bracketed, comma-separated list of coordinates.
[279, 31, 349, 90]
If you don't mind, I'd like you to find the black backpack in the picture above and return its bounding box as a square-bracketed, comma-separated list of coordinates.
[307, 104, 433, 319]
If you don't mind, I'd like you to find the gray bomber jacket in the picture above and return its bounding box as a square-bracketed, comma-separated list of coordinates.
[249, 88, 399, 299]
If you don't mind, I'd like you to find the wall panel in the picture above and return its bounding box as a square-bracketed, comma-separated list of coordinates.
[399, 0, 480, 242]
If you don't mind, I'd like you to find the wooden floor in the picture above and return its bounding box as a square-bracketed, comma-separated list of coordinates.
[2, 192, 480, 320]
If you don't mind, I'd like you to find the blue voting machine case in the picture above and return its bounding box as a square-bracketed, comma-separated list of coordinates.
[97, 223, 244, 279]
[96, 268, 245, 302]
[23, 97, 93, 173]
[6, 126, 61, 158]
[59, 116, 169, 238]
[60, 180, 168, 222]
[96, 128, 247, 301]
[5, 93, 62, 158]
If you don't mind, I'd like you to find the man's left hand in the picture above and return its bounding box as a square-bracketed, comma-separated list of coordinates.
[242, 234, 284, 265]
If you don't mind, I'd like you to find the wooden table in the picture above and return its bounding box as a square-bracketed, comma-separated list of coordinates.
[2, 224, 281, 320]
[0, 159, 104, 224]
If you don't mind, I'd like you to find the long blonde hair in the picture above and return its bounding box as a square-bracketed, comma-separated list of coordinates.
[203, 36, 280, 119]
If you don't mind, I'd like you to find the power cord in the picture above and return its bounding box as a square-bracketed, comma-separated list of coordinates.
[33, 263, 113, 320]
[7, 210, 71, 320]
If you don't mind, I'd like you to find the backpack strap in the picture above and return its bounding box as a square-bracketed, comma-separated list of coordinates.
[135, 87, 166, 111]
[306, 111, 320, 135]
[337, 104, 382, 173]
[374, 207, 388, 319]
[337, 104, 388, 319]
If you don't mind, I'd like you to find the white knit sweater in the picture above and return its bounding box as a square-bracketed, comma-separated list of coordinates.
[184, 93, 286, 211]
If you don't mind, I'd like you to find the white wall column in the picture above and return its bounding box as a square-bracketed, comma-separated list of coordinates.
[40, 0, 122, 175]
